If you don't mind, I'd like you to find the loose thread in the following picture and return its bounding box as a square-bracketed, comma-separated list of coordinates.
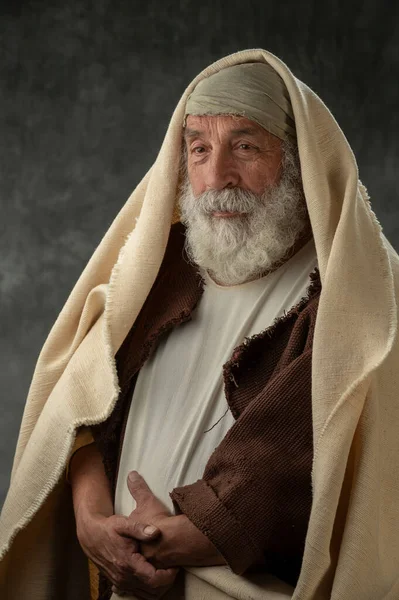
[203, 406, 230, 434]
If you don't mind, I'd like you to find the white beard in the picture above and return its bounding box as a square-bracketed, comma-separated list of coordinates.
[178, 144, 310, 286]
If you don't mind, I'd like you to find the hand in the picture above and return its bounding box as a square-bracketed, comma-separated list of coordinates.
[127, 471, 227, 569]
[77, 512, 177, 598]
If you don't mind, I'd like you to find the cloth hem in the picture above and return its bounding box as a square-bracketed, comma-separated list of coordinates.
[170, 479, 261, 574]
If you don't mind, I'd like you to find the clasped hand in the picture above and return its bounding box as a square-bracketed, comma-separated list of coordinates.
[78, 471, 225, 599]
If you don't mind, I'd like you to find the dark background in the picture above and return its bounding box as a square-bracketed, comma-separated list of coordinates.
[1, 0, 398, 507]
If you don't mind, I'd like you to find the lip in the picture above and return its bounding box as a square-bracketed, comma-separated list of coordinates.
[211, 211, 246, 218]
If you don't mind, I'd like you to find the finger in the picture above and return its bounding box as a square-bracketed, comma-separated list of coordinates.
[114, 515, 160, 541]
[130, 553, 178, 588]
[130, 552, 158, 581]
[127, 471, 154, 504]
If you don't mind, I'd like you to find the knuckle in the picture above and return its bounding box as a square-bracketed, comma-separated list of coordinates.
[146, 577, 161, 590]
[128, 519, 141, 531]
[113, 516, 128, 532]
[112, 557, 126, 572]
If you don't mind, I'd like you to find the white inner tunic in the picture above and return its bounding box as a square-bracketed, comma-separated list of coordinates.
[115, 240, 317, 516]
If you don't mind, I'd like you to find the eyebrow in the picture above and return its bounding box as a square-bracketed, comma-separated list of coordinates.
[184, 126, 260, 139]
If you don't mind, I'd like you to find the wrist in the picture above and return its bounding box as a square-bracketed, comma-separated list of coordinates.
[76, 508, 110, 546]
[144, 514, 226, 569]
[74, 489, 114, 533]
[140, 515, 181, 568]
[166, 514, 226, 567]
[159, 515, 185, 565]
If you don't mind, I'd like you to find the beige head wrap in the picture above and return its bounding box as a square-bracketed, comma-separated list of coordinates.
[185, 62, 296, 140]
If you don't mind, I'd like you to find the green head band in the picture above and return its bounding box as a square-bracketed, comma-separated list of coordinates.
[185, 62, 296, 141]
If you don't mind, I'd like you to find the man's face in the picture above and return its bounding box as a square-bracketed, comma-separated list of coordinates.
[184, 114, 283, 200]
[179, 114, 309, 286]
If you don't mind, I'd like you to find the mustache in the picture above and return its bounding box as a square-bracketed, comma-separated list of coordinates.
[193, 188, 263, 215]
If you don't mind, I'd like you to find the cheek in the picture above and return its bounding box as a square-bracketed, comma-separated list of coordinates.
[243, 156, 282, 192]
[187, 165, 203, 196]
[240, 165, 275, 194]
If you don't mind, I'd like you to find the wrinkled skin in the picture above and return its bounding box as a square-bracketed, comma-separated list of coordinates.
[77, 511, 178, 598]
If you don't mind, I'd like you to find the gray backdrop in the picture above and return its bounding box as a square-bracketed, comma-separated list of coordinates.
[1, 0, 398, 507]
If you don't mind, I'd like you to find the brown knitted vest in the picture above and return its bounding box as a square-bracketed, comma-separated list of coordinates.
[93, 222, 321, 599]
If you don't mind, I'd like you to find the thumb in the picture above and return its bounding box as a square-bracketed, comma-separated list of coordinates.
[114, 515, 160, 541]
[127, 471, 153, 504]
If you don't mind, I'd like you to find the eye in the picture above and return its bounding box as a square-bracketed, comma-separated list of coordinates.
[237, 143, 254, 151]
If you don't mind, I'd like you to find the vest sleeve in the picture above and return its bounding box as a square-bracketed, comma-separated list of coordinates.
[170, 306, 315, 581]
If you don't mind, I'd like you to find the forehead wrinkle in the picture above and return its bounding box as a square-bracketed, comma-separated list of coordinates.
[229, 127, 259, 136]
[184, 128, 202, 139]
[184, 126, 263, 140]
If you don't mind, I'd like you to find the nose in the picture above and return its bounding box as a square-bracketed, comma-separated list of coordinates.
[204, 147, 239, 191]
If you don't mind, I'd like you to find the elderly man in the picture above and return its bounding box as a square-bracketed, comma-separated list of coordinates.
[71, 63, 316, 600]
[1, 50, 399, 600]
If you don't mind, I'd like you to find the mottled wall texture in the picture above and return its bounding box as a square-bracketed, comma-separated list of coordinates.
[1, 0, 398, 506]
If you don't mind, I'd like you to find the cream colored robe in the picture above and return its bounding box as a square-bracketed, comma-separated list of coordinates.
[1, 48, 398, 600]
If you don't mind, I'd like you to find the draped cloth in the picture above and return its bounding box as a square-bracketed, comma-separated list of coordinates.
[1, 48, 399, 600]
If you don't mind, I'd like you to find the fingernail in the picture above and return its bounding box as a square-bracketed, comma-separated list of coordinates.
[128, 471, 139, 481]
[144, 525, 157, 535]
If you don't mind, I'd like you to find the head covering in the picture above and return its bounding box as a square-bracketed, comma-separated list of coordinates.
[185, 62, 296, 141]
[1, 49, 399, 600]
